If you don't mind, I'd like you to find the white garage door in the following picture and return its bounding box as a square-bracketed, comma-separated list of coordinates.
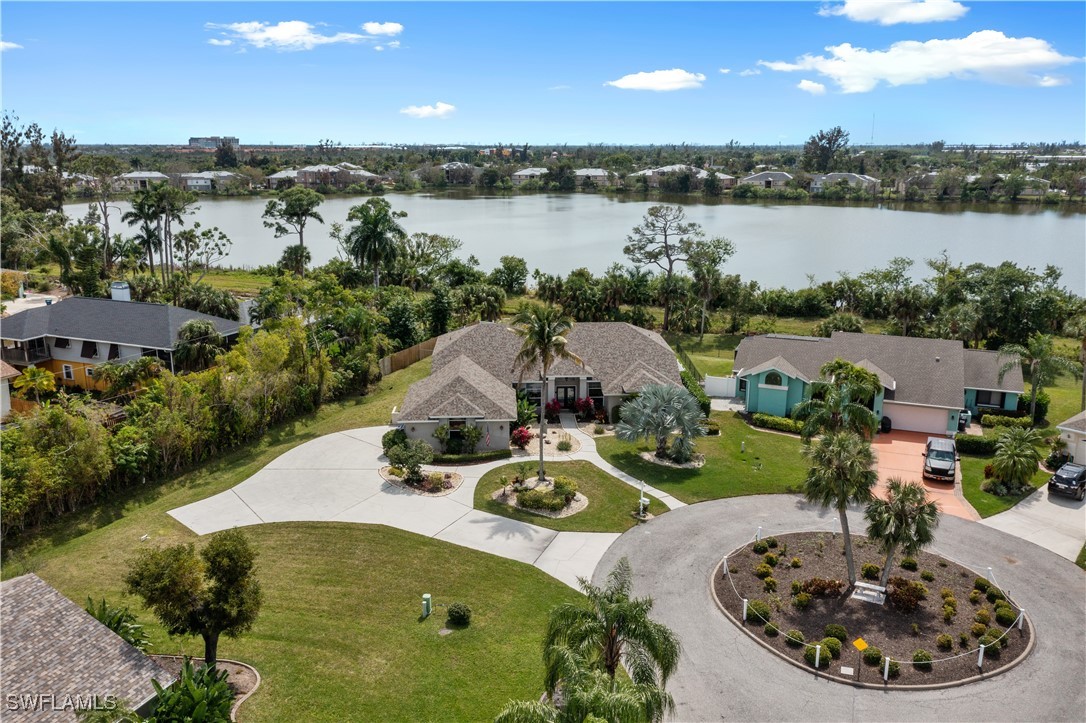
[883, 402, 949, 435]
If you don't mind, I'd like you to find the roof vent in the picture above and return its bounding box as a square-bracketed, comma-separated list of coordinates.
[935, 356, 940, 363]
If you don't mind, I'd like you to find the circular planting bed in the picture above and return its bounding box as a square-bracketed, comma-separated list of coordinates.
[489, 476, 588, 519]
[712, 531, 1032, 687]
[380, 466, 463, 496]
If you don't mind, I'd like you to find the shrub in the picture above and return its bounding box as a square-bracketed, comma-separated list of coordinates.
[861, 563, 881, 581]
[804, 644, 830, 668]
[995, 606, 1018, 627]
[763, 577, 778, 593]
[993, 598, 1013, 611]
[789, 580, 802, 596]
[981, 415, 1033, 429]
[517, 488, 566, 512]
[973, 577, 990, 592]
[887, 577, 927, 612]
[969, 589, 983, 604]
[765, 537, 778, 548]
[447, 602, 472, 626]
[1019, 390, 1050, 424]
[764, 553, 779, 567]
[974, 608, 991, 625]
[943, 605, 957, 623]
[510, 426, 533, 449]
[912, 649, 933, 671]
[752, 540, 769, 554]
[885, 659, 901, 678]
[764, 622, 779, 637]
[556, 438, 573, 452]
[820, 636, 842, 659]
[387, 439, 434, 483]
[434, 450, 513, 464]
[801, 577, 844, 597]
[593, 424, 605, 435]
[792, 592, 812, 610]
[920, 570, 935, 582]
[978, 633, 1002, 656]
[955, 433, 997, 454]
[959, 633, 971, 648]
[387, 466, 405, 478]
[785, 630, 805, 647]
[971, 623, 988, 637]
[900, 557, 919, 571]
[862, 646, 882, 665]
[750, 413, 803, 434]
[790, 557, 802, 568]
[382, 428, 408, 455]
[551, 476, 578, 503]
[940, 587, 955, 600]
[986, 587, 1006, 604]
[150, 659, 234, 721]
[702, 419, 720, 436]
[823, 624, 848, 642]
[754, 563, 773, 579]
[983, 463, 995, 479]
[936, 634, 953, 651]
[747, 599, 772, 622]
[681, 370, 711, 416]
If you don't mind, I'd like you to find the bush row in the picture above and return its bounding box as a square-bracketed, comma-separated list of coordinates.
[750, 413, 804, 435]
[980, 415, 1032, 429]
[954, 433, 997, 455]
[681, 370, 711, 417]
[432, 449, 512, 464]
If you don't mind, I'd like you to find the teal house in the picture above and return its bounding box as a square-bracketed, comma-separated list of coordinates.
[734, 332, 1023, 436]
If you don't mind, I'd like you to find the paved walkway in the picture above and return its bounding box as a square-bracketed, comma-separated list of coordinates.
[168, 424, 677, 589]
[595, 495, 1086, 722]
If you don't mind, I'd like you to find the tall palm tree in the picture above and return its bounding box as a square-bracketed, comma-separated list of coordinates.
[615, 384, 705, 463]
[511, 305, 582, 481]
[792, 380, 878, 440]
[543, 558, 680, 694]
[122, 190, 162, 279]
[173, 319, 225, 373]
[344, 198, 407, 290]
[998, 333, 1083, 424]
[13, 366, 56, 403]
[864, 478, 940, 586]
[991, 426, 1044, 494]
[802, 431, 877, 586]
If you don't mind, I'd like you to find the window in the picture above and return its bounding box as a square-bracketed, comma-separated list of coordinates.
[85, 366, 95, 378]
[976, 390, 1004, 407]
[53, 337, 70, 349]
[764, 371, 783, 387]
[80, 340, 98, 359]
[738, 378, 747, 392]
[108, 343, 120, 360]
[62, 364, 74, 380]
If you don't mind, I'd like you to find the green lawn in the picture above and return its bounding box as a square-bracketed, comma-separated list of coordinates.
[474, 460, 667, 532]
[595, 412, 807, 504]
[959, 454, 1049, 518]
[201, 268, 274, 295]
[1033, 372, 1082, 437]
[1076, 543, 1086, 571]
[665, 333, 739, 376]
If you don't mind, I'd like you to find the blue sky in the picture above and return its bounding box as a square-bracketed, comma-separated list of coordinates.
[2, 1, 1083, 145]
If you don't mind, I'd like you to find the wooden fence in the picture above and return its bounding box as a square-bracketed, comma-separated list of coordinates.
[379, 337, 437, 377]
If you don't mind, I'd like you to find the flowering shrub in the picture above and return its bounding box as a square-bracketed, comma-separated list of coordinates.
[575, 396, 595, 420]
[510, 426, 533, 449]
[545, 398, 562, 423]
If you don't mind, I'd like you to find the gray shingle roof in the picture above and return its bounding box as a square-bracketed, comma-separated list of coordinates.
[734, 332, 1019, 409]
[1, 297, 241, 350]
[1057, 410, 1086, 434]
[396, 354, 517, 421]
[963, 348, 1023, 392]
[0, 574, 175, 721]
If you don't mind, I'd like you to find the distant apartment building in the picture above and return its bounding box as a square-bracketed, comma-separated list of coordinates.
[178, 170, 248, 192]
[512, 167, 549, 186]
[296, 163, 382, 190]
[629, 165, 735, 189]
[809, 173, 880, 194]
[188, 136, 240, 149]
[738, 171, 794, 189]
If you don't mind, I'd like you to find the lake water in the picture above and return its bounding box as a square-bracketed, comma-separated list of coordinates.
[65, 194, 1086, 291]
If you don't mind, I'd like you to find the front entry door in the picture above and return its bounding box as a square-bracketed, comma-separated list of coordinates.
[558, 386, 577, 408]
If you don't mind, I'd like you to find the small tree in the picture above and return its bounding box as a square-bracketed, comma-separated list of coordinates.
[387, 439, 434, 483]
[998, 334, 1082, 425]
[13, 366, 56, 403]
[615, 384, 705, 463]
[124, 528, 263, 667]
[173, 319, 225, 373]
[262, 186, 325, 276]
[990, 426, 1044, 495]
[864, 478, 940, 587]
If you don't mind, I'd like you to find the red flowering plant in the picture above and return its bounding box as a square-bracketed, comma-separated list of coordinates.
[545, 398, 562, 423]
[511, 426, 533, 449]
[575, 396, 595, 421]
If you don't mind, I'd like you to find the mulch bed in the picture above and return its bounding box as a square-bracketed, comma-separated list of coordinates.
[151, 655, 258, 710]
[713, 531, 1032, 686]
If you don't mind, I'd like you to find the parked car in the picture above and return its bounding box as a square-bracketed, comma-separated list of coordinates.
[922, 437, 958, 483]
[1048, 462, 1086, 501]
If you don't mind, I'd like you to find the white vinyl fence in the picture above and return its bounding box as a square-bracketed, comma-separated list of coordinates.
[704, 375, 737, 398]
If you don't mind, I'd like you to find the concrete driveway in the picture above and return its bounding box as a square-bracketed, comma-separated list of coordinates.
[981, 481, 1086, 562]
[872, 431, 979, 521]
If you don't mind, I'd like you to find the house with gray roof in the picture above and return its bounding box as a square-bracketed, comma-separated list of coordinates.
[116, 171, 170, 191]
[393, 321, 682, 450]
[511, 167, 549, 186]
[266, 168, 297, 189]
[738, 171, 794, 189]
[810, 172, 880, 194]
[1056, 411, 1086, 464]
[733, 332, 1023, 435]
[574, 168, 613, 187]
[1, 292, 241, 389]
[629, 165, 735, 189]
[1, 574, 175, 721]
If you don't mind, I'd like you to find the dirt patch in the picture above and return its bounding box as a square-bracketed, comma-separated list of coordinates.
[380, 466, 463, 496]
[713, 532, 1032, 687]
[637, 451, 705, 469]
[489, 478, 589, 519]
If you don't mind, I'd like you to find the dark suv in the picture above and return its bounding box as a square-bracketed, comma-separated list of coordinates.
[922, 437, 958, 483]
[1048, 463, 1086, 501]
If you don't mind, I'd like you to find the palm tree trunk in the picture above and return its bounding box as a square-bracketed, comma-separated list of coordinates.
[879, 545, 898, 587]
[538, 366, 548, 481]
[839, 507, 857, 586]
[699, 297, 708, 341]
[1029, 366, 1040, 425]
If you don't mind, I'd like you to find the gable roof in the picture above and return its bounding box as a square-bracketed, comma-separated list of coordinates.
[397, 354, 517, 422]
[1, 297, 241, 350]
[1057, 410, 1086, 435]
[737, 355, 811, 383]
[1, 360, 19, 379]
[740, 171, 794, 183]
[1, 574, 174, 720]
[963, 348, 1023, 392]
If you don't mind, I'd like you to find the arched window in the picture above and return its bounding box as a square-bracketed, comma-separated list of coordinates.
[764, 371, 783, 386]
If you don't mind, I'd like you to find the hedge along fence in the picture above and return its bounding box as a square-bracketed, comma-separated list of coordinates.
[718, 527, 1030, 683]
[980, 415, 1033, 430]
[681, 370, 712, 417]
[954, 433, 997, 455]
[432, 449, 512, 465]
[750, 413, 804, 435]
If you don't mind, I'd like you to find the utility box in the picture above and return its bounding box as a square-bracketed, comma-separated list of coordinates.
[422, 593, 432, 618]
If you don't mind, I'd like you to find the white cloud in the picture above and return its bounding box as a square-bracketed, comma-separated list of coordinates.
[718, 68, 731, 74]
[738, 68, 761, 77]
[759, 30, 1077, 93]
[797, 79, 827, 95]
[605, 68, 706, 91]
[207, 38, 233, 47]
[388, 40, 400, 49]
[374, 45, 384, 52]
[1038, 75, 1068, 87]
[363, 21, 403, 36]
[819, 0, 968, 25]
[548, 85, 571, 91]
[1, 41, 23, 52]
[400, 101, 456, 119]
[205, 21, 366, 51]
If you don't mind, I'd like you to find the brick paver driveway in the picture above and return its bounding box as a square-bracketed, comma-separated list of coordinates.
[872, 431, 979, 521]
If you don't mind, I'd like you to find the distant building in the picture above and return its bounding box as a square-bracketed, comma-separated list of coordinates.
[116, 171, 170, 191]
[295, 163, 382, 190]
[512, 167, 549, 186]
[809, 173, 880, 194]
[629, 165, 735, 189]
[266, 168, 298, 189]
[188, 136, 239, 149]
[178, 170, 246, 192]
[440, 162, 476, 184]
[738, 171, 794, 189]
[574, 168, 612, 187]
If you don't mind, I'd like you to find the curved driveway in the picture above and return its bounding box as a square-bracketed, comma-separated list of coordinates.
[594, 495, 1086, 723]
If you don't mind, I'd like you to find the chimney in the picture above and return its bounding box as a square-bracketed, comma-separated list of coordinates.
[110, 281, 131, 302]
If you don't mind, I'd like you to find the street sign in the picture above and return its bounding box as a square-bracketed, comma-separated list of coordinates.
[853, 637, 868, 651]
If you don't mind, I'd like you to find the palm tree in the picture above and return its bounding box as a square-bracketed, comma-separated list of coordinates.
[1062, 314, 1086, 411]
[511, 305, 582, 481]
[13, 366, 55, 403]
[615, 384, 705, 463]
[864, 478, 940, 586]
[344, 198, 407, 290]
[173, 319, 224, 373]
[999, 333, 1083, 424]
[991, 426, 1044, 494]
[802, 431, 878, 586]
[793, 380, 878, 440]
[543, 558, 680, 693]
[122, 190, 162, 279]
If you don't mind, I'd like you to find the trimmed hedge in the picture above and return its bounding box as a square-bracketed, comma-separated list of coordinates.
[750, 413, 804, 435]
[681, 370, 712, 417]
[981, 415, 1032, 429]
[955, 433, 997, 455]
[432, 449, 512, 464]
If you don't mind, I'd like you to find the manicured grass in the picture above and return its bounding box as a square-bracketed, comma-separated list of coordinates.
[665, 333, 738, 377]
[595, 412, 807, 504]
[1033, 372, 1082, 437]
[200, 268, 274, 295]
[474, 460, 667, 532]
[959, 454, 1049, 518]
[1076, 543, 1086, 571]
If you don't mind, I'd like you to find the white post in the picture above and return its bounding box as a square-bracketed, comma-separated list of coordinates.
[722, 556, 729, 576]
[986, 566, 993, 582]
[883, 656, 890, 681]
[741, 440, 746, 453]
[639, 478, 646, 517]
[814, 644, 821, 669]
[977, 643, 986, 669]
[756, 526, 762, 542]
[742, 598, 749, 622]
[1018, 610, 1025, 630]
